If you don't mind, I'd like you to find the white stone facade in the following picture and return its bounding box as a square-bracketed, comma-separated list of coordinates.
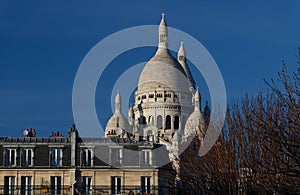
[105, 13, 205, 160]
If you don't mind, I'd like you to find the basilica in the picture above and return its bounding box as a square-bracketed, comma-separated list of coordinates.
[105, 13, 208, 162]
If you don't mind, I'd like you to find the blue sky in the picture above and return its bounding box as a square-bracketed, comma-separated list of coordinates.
[0, 0, 299, 137]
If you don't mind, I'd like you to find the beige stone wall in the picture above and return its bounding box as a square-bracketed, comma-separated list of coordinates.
[0, 168, 159, 194]
[79, 168, 158, 186]
[0, 168, 74, 186]
[0, 168, 74, 194]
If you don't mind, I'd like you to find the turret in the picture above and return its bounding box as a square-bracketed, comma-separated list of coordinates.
[178, 41, 186, 62]
[203, 101, 210, 127]
[194, 89, 201, 111]
[128, 105, 135, 135]
[177, 41, 196, 91]
[115, 90, 121, 113]
[128, 105, 134, 120]
[158, 13, 168, 49]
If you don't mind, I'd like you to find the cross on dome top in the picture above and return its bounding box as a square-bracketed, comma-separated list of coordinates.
[161, 12, 165, 21]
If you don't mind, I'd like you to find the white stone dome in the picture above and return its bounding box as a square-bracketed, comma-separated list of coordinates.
[182, 109, 205, 143]
[182, 90, 205, 143]
[138, 49, 190, 93]
[105, 91, 130, 137]
[105, 112, 130, 135]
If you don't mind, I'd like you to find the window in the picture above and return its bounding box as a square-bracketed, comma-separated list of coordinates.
[111, 176, 121, 195]
[21, 176, 32, 195]
[21, 148, 33, 167]
[110, 148, 123, 167]
[148, 116, 154, 125]
[166, 115, 171, 129]
[147, 131, 154, 142]
[149, 94, 154, 98]
[50, 148, 62, 166]
[141, 177, 151, 194]
[81, 148, 93, 166]
[50, 176, 61, 195]
[82, 176, 92, 195]
[5, 148, 16, 166]
[157, 115, 162, 129]
[160, 34, 166, 43]
[157, 93, 163, 98]
[4, 176, 15, 195]
[174, 116, 179, 130]
[139, 116, 146, 124]
[140, 150, 152, 166]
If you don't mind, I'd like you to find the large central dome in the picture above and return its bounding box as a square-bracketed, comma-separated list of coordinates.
[138, 48, 189, 92]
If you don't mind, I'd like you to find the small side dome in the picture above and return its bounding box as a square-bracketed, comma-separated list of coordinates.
[182, 109, 205, 144]
[105, 92, 130, 137]
[182, 89, 204, 143]
[105, 113, 130, 137]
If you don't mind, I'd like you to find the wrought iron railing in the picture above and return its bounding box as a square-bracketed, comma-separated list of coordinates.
[0, 185, 165, 195]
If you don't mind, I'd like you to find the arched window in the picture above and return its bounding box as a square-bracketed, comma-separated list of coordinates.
[141, 116, 146, 124]
[148, 116, 154, 125]
[166, 115, 171, 129]
[157, 115, 162, 129]
[174, 116, 179, 130]
[147, 130, 154, 142]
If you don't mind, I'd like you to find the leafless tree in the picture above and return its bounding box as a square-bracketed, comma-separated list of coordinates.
[178, 48, 300, 194]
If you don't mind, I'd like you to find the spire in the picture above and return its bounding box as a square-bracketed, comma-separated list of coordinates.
[177, 41, 196, 91]
[158, 12, 168, 49]
[194, 88, 200, 111]
[204, 101, 210, 114]
[115, 90, 121, 113]
[204, 101, 210, 127]
[128, 104, 134, 118]
[178, 41, 186, 62]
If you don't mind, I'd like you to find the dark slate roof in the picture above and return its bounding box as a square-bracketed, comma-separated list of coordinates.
[0, 137, 69, 144]
[78, 137, 138, 144]
[77, 138, 158, 149]
[0, 136, 158, 147]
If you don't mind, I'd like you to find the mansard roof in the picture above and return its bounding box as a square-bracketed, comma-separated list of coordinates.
[0, 137, 69, 144]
